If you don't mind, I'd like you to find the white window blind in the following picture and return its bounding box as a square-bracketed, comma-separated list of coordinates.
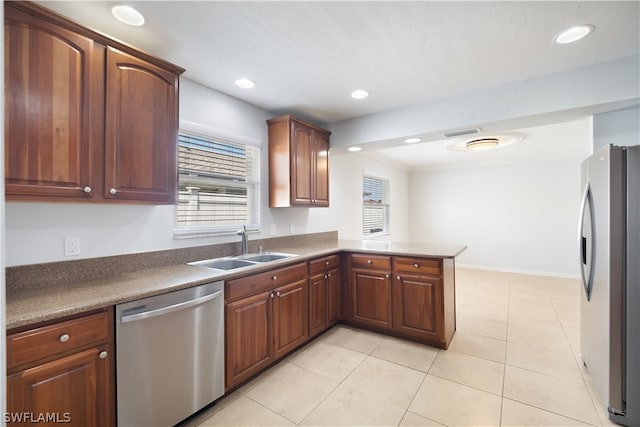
[363, 175, 388, 236]
[176, 131, 259, 235]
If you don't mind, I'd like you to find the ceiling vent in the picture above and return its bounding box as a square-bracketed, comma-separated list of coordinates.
[442, 128, 481, 138]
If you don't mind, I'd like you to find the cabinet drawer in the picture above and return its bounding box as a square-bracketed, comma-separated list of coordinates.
[350, 253, 391, 270]
[7, 311, 109, 371]
[226, 263, 307, 301]
[309, 255, 340, 275]
[394, 257, 442, 276]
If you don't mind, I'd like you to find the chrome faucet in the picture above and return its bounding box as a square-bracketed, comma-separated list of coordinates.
[237, 225, 248, 255]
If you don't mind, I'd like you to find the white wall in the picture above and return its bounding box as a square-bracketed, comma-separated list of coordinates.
[593, 105, 640, 150]
[409, 157, 588, 277]
[329, 153, 410, 241]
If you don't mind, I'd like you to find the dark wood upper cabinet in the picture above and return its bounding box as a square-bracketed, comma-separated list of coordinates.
[267, 115, 331, 207]
[104, 48, 179, 203]
[4, 1, 184, 204]
[4, 5, 100, 199]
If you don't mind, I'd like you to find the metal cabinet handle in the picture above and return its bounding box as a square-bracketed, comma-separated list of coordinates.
[413, 263, 419, 268]
[324, 274, 328, 279]
[325, 261, 330, 266]
[99, 351, 108, 359]
[327, 273, 331, 278]
[59, 334, 70, 343]
[397, 275, 401, 280]
[367, 260, 372, 264]
[385, 274, 390, 279]
[276, 291, 281, 297]
[270, 292, 274, 299]
[109, 188, 117, 195]
[83, 186, 92, 193]
[272, 275, 277, 281]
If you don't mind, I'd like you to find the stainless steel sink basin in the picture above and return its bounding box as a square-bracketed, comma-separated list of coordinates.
[188, 252, 297, 271]
[242, 253, 296, 262]
[189, 258, 255, 270]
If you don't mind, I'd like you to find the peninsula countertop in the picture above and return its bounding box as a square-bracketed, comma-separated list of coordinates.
[6, 239, 466, 330]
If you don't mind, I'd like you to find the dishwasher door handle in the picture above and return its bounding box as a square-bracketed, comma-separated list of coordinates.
[120, 290, 223, 323]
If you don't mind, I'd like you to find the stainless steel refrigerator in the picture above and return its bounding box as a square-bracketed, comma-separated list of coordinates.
[579, 144, 639, 426]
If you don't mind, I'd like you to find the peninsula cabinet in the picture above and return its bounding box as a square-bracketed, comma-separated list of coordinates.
[348, 253, 393, 330]
[6, 309, 115, 427]
[345, 253, 456, 349]
[4, 1, 184, 204]
[225, 263, 309, 389]
[267, 115, 331, 207]
[308, 255, 341, 337]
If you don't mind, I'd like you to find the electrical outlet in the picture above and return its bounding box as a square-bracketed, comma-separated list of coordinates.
[64, 237, 81, 256]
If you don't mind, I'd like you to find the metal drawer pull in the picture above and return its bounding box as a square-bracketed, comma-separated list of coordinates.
[325, 261, 330, 266]
[83, 186, 92, 193]
[414, 263, 419, 268]
[99, 351, 108, 359]
[270, 292, 275, 299]
[367, 260, 372, 264]
[59, 334, 70, 343]
[109, 188, 117, 195]
[272, 275, 277, 281]
[397, 275, 401, 280]
[385, 274, 390, 278]
[327, 273, 331, 278]
[276, 291, 281, 297]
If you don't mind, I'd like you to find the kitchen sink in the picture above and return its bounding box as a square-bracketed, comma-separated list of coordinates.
[188, 252, 297, 271]
[189, 258, 255, 270]
[242, 253, 296, 262]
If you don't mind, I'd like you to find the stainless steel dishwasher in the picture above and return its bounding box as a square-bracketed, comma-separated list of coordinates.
[116, 281, 224, 427]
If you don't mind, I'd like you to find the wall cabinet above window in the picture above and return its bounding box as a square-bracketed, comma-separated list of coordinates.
[4, 1, 184, 204]
[267, 115, 331, 207]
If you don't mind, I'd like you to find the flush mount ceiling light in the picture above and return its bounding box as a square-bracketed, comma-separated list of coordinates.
[466, 138, 499, 151]
[348, 146, 362, 152]
[554, 25, 594, 44]
[235, 78, 255, 89]
[405, 138, 421, 144]
[351, 89, 369, 100]
[446, 133, 524, 152]
[111, 5, 145, 26]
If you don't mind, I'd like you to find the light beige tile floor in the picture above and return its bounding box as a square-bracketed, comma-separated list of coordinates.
[185, 268, 613, 427]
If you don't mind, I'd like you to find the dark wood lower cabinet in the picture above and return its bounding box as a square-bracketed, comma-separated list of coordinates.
[309, 254, 341, 338]
[6, 309, 114, 427]
[272, 279, 309, 359]
[351, 268, 392, 329]
[225, 291, 273, 388]
[392, 273, 442, 342]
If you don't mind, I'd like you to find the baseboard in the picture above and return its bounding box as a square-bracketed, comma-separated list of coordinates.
[455, 263, 580, 280]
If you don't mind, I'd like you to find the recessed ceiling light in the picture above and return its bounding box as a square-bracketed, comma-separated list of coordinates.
[351, 89, 369, 100]
[111, 5, 145, 26]
[348, 146, 362, 152]
[235, 78, 255, 89]
[405, 138, 421, 144]
[554, 25, 594, 44]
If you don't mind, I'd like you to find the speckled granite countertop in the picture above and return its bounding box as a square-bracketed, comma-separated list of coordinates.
[6, 238, 466, 330]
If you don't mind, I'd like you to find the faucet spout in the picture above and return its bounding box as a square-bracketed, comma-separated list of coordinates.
[237, 225, 248, 255]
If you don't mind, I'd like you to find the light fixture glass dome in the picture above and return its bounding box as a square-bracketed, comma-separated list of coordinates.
[351, 89, 369, 100]
[554, 25, 594, 44]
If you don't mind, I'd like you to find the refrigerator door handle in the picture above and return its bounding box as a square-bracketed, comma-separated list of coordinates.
[579, 183, 595, 301]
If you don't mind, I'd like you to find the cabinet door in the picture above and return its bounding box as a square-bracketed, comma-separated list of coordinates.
[273, 279, 309, 359]
[392, 274, 442, 342]
[326, 268, 341, 325]
[313, 131, 330, 206]
[4, 6, 100, 199]
[225, 291, 273, 389]
[7, 346, 112, 427]
[105, 47, 178, 203]
[290, 121, 313, 205]
[351, 268, 392, 329]
[309, 272, 327, 337]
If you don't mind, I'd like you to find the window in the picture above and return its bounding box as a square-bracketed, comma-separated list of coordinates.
[362, 175, 389, 237]
[175, 130, 260, 236]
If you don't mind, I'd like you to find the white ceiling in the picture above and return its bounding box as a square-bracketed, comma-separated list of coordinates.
[36, 1, 638, 169]
[368, 117, 593, 171]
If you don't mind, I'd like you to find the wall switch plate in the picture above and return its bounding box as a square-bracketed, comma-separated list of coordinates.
[64, 237, 81, 256]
